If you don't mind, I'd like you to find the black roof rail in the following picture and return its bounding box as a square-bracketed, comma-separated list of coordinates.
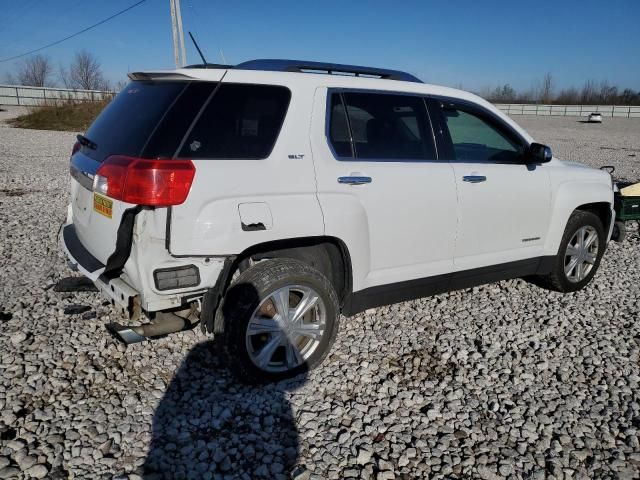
[183, 59, 423, 83]
[237, 59, 423, 83]
[184, 63, 233, 69]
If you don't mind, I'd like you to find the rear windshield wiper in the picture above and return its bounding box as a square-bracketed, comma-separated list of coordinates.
[77, 134, 98, 150]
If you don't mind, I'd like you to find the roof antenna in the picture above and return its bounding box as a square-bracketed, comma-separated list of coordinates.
[188, 31, 208, 67]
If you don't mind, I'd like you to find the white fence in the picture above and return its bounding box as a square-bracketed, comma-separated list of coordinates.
[495, 103, 640, 118]
[0, 84, 115, 106]
[2, 86, 640, 118]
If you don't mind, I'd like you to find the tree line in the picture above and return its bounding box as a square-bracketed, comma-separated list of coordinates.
[5, 57, 640, 106]
[3, 52, 121, 91]
[480, 73, 640, 105]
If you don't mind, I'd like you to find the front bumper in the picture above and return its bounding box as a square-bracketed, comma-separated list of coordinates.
[61, 224, 142, 320]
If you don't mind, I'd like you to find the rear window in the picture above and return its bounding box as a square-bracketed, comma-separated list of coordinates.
[177, 84, 291, 160]
[83, 81, 290, 162]
[84, 81, 193, 162]
[142, 82, 216, 158]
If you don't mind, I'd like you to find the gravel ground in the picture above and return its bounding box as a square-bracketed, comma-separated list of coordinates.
[0, 116, 639, 480]
[0, 107, 29, 125]
[517, 116, 640, 181]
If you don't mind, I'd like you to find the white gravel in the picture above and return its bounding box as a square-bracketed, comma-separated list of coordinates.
[0, 107, 29, 125]
[0, 117, 639, 480]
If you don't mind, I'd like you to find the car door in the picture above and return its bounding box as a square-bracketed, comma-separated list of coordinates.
[311, 88, 458, 295]
[427, 98, 551, 272]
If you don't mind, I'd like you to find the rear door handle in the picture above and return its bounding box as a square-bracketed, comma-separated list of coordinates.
[462, 175, 487, 183]
[338, 176, 372, 185]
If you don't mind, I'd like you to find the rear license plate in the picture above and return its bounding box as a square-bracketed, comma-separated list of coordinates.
[93, 193, 113, 218]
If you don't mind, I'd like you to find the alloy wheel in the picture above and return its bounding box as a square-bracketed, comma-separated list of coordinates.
[245, 285, 326, 373]
[564, 226, 599, 283]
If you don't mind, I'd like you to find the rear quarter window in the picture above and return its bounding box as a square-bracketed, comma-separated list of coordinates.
[178, 84, 291, 160]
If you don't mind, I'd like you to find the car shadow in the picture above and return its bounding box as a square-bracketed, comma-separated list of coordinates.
[143, 340, 306, 479]
[143, 284, 307, 479]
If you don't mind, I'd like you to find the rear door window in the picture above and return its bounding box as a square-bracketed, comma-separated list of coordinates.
[177, 84, 291, 159]
[328, 92, 436, 161]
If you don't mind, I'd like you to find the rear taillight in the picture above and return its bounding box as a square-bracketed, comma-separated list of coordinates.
[71, 141, 81, 156]
[94, 155, 195, 207]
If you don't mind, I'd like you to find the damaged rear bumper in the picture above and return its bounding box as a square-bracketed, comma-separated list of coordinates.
[61, 224, 142, 320]
[60, 218, 230, 323]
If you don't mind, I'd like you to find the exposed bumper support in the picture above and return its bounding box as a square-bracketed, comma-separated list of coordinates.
[97, 276, 142, 320]
[61, 213, 233, 346]
[61, 224, 142, 321]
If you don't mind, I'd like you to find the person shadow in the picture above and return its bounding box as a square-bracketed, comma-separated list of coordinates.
[143, 282, 308, 480]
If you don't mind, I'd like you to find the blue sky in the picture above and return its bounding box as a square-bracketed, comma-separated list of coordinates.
[0, 0, 638, 92]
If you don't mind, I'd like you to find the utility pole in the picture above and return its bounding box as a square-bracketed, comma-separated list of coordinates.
[175, 0, 187, 66]
[169, 0, 186, 68]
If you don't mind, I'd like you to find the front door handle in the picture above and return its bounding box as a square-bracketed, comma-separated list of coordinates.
[462, 175, 487, 183]
[338, 176, 372, 185]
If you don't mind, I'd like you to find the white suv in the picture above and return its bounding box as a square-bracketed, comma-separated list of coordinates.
[62, 59, 615, 382]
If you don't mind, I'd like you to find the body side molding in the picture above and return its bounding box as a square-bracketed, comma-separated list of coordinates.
[343, 256, 555, 316]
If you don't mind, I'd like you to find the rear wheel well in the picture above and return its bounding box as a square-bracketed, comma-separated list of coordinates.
[575, 202, 612, 232]
[234, 237, 352, 308]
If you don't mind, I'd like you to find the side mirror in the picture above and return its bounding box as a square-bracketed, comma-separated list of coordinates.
[527, 142, 553, 163]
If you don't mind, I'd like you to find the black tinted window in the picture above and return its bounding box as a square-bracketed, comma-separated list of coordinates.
[442, 106, 523, 162]
[178, 84, 291, 159]
[143, 82, 216, 158]
[328, 94, 353, 157]
[339, 92, 435, 160]
[85, 81, 188, 162]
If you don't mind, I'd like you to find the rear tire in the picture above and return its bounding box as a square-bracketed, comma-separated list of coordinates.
[537, 210, 606, 293]
[216, 258, 340, 384]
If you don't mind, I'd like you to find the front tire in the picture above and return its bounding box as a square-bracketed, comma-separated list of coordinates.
[538, 210, 606, 293]
[216, 258, 340, 383]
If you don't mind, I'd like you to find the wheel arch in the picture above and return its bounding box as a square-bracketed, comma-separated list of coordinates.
[234, 236, 353, 309]
[575, 201, 613, 234]
[543, 181, 614, 255]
